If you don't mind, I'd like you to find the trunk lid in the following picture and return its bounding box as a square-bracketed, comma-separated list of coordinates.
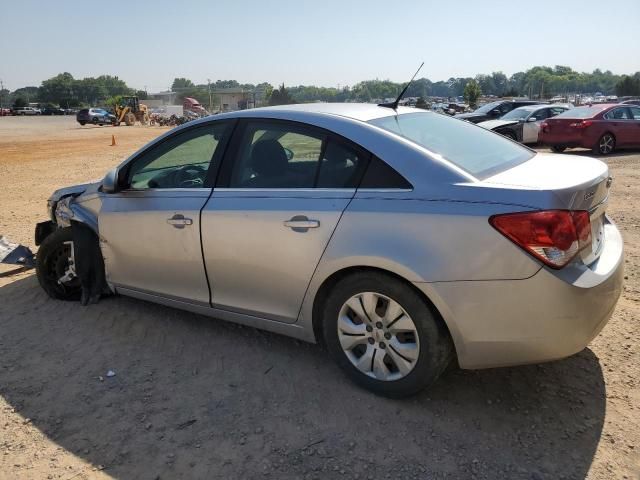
[542, 116, 577, 136]
[483, 152, 611, 265]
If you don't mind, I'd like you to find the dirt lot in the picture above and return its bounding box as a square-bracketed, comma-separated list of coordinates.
[0, 116, 638, 480]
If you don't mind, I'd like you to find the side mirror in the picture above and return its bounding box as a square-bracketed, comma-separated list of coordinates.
[527, 117, 537, 122]
[283, 147, 294, 161]
[102, 167, 119, 193]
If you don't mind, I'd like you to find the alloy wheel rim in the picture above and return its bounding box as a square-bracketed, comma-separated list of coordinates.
[337, 292, 420, 381]
[600, 135, 614, 154]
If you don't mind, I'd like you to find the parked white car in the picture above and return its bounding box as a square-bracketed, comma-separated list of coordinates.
[478, 104, 570, 144]
[14, 107, 41, 115]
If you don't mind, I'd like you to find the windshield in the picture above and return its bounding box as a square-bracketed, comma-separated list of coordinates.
[554, 106, 606, 119]
[474, 101, 502, 114]
[501, 107, 535, 121]
[368, 112, 534, 179]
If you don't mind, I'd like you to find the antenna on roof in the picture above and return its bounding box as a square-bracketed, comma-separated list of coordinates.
[379, 62, 424, 110]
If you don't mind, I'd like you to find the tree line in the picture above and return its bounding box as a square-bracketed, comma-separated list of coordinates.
[2, 66, 639, 110]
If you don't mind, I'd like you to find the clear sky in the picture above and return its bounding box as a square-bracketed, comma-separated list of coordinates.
[2, 0, 639, 91]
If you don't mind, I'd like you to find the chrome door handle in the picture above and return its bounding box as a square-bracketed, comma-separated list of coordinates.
[167, 214, 193, 229]
[284, 215, 320, 232]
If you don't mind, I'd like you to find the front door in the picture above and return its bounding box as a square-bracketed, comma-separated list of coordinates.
[522, 107, 549, 143]
[201, 119, 369, 323]
[99, 121, 233, 305]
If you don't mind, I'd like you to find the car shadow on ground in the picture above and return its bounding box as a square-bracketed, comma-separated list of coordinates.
[0, 275, 606, 479]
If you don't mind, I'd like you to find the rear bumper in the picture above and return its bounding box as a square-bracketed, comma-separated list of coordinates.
[540, 131, 590, 149]
[415, 220, 624, 369]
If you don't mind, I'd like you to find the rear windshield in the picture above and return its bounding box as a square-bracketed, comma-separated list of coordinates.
[554, 106, 605, 119]
[79, 109, 89, 114]
[474, 101, 502, 114]
[368, 112, 534, 179]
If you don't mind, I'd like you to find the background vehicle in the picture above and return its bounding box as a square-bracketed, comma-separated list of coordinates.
[41, 106, 66, 115]
[0, 107, 12, 116]
[35, 104, 623, 397]
[478, 104, 570, 143]
[455, 99, 542, 123]
[540, 104, 640, 154]
[621, 99, 640, 106]
[76, 108, 115, 126]
[113, 96, 150, 126]
[14, 106, 41, 115]
[183, 97, 208, 117]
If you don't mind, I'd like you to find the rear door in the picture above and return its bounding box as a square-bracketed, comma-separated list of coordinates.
[99, 121, 233, 305]
[522, 107, 550, 143]
[604, 106, 635, 145]
[629, 106, 640, 146]
[201, 119, 369, 323]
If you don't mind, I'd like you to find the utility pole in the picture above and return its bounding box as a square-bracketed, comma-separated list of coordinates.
[207, 79, 212, 113]
[0, 79, 4, 112]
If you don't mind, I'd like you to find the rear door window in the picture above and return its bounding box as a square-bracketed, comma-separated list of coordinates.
[226, 120, 368, 189]
[604, 107, 632, 120]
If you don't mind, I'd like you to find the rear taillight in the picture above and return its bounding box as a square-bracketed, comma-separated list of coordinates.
[540, 121, 549, 133]
[569, 120, 593, 128]
[489, 210, 591, 268]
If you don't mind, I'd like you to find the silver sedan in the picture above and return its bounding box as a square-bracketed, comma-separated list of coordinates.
[35, 103, 624, 397]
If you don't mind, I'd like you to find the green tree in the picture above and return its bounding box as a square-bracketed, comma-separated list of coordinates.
[463, 80, 482, 107]
[268, 83, 294, 105]
[39, 72, 75, 105]
[13, 97, 28, 109]
[615, 74, 640, 96]
[171, 78, 195, 92]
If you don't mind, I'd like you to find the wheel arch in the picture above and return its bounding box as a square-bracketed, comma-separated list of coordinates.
[309, 265, 458, 361]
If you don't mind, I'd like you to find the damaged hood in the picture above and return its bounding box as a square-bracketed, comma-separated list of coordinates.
[49, 180, 101, 203]
[478, 119, 519, 130]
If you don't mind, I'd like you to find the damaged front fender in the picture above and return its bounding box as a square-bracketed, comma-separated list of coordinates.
[55, 195, 99, 234]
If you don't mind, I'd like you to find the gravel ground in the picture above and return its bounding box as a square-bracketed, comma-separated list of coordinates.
[0, 116, 638, 479]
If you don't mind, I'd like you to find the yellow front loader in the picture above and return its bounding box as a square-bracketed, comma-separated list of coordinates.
[113, 96, 150, 126]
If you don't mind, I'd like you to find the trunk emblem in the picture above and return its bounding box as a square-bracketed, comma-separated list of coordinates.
[584, 191, 595, 201]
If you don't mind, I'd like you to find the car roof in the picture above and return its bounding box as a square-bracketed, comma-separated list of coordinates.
[219, 103, 414, 122]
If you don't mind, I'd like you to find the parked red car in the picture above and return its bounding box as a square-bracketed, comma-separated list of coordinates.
[540, 103, 640, 155]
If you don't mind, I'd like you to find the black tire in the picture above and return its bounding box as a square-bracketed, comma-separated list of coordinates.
[36, 227, 81, 301]
[92, 116, 99, 125]
[79, 121, 86, 126]
[322, 272, 453, 398]
[551, 145, 567, 153]
[593, 133, 616, 155]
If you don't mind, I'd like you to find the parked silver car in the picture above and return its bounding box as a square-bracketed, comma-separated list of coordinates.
[35, 103, 624, 397]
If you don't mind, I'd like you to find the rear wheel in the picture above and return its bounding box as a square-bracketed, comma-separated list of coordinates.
[125, 112, 135, 126]
[36, 227, 81, 301]
[551, 145, 567, 153]
[322, 272, 453, 397]
[92, 117, 99, 125]
[594, 133, 615, 155]
[79, 121, 86, 126]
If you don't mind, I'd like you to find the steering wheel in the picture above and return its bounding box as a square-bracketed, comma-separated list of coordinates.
[174, 164, 207, 187]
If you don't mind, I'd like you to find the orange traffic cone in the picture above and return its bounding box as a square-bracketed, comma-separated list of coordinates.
[110, 134, 116, 146]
